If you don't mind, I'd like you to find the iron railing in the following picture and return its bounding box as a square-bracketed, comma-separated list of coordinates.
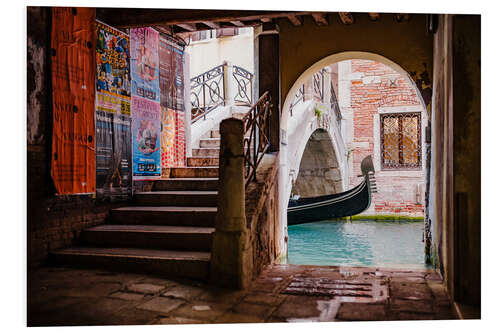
[313, 68, 326, 103]
[330, 82, 342, 130]
[190, 64, 225, 122]
[242, 91, 271, 186]
[190, 64, 254, 123]
[233, 65, 253, 106]
[289, 84, 305, 116]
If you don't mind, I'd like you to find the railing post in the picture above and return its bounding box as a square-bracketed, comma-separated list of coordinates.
[223, 61, 233, 107]
[210, 118, 252, 289]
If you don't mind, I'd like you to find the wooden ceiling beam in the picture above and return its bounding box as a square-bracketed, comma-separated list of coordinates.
[260, 17, 272, 23]
[338, 12, 354, 25]
[311, 13, 328, 26]
[202, 21, 220, 29]
[287, 15, 303, 26]
[230, 20, 245, 27]
[153, 25, 173, 35]
[395, 14, 411, 22]
[176, 23, 197, 32]
[96, 8, 310, 28]
[368, 13, 380, 21]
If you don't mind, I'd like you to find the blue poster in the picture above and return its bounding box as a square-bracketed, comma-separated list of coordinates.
[130, 27, 160, 103]
[131, 96, 162, 179]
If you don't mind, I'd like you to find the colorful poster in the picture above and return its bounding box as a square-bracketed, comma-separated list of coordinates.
[131, 27, 161, 179]
[161, 107, 186, 168]
[96, 21, 131, 99]
[159, 35, 186, 168]
[95, 111, 132, 198]
[131, 97, 162, 179]
[130, 28, 160, 103]
[95, 21, 132, 198]
[51, 7, 96, 194]
[159, 35, 185, 111]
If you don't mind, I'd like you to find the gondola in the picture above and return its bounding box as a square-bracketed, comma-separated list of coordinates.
[287, 155, 377, 226]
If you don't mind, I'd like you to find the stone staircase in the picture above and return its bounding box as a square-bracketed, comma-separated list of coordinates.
[50, 120, 231, 281]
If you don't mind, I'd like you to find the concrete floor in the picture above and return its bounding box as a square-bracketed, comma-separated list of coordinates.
[27, 264, 456, 326]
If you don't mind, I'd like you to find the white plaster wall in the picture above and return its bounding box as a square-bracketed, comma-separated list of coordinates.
[186, 28, 255, 97]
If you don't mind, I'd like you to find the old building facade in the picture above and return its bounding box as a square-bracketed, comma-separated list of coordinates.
[338, 59, 427, 217]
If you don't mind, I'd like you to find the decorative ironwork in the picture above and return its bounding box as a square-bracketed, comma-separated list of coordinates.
[330, 82, 342, 130]
[233, 65, 253, 106]
[242, 91, 271, 186]
[289, 84, 305, 116]
[313, 68, 326, 102]
[380, 112, 422, 169]
[190, 64, 225, 123]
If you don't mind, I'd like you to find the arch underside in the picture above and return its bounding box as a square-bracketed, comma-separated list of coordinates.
[292, 129, 342, 198]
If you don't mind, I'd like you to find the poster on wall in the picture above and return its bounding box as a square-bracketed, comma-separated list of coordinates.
[51, 7, 96, 194]
[130, 27, 162, 179]
[95, 21, 132, 198]
[131, 97, 162, 179]
[130, 27, 160, 103]
[95, 111, 131, 197]
[161, 107, 186, 168]
[159, 35, 185, 111]
[159, 35, 186, 168]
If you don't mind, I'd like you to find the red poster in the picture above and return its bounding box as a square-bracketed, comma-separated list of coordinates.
[51, 7, 96, 194]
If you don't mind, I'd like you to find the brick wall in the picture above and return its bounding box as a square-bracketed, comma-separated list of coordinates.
[348, 59, 425, 216]
[27, 7, 126, 268]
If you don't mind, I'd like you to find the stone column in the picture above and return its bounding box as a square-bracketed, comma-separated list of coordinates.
[257, 23, 280, 152]
[210, 118, 252, 289]
[223, 60, 235, 108]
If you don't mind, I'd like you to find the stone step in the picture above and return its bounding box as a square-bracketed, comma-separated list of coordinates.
[192, 146, 252, 158]
[81, 225, 214, 251]
[152, 178, 218, 191]
[232, 112, 247, 120]
[110, 206, 217, 227]
[199, 138, 220, 148]
[192, 147, 220, 157]
[211, 129, 220, 138]
[135, 191, 218, 207]
[50, 247, 210, 280]
[187, 157, 219, 167]
[170, 166, 218, 178]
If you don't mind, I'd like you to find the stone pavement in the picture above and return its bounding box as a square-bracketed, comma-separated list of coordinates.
[27, 264, 456, 326]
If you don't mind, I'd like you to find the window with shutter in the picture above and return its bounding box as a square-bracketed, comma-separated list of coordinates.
[380, 112, 421, 169]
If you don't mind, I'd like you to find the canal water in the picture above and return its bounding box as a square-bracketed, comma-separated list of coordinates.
[286, 220, 427, 269]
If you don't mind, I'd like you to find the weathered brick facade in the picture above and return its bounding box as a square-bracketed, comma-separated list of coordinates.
[341, 59, 426, 216]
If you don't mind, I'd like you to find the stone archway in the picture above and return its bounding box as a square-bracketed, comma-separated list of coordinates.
[277, 51, 430, 257]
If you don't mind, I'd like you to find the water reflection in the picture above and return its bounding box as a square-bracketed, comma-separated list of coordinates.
[287, 220, 426, 269]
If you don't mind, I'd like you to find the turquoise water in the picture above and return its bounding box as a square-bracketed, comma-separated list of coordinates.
[286, 220, 427, 269]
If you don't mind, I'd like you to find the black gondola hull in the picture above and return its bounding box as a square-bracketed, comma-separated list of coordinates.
[287, 155, 376, 226]
[287, 177, 372, 226]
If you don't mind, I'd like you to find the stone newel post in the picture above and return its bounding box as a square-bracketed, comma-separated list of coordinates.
[210, 118, 252, 289]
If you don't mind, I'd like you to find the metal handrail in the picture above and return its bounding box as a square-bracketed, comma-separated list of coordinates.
[242, 91, 271, 186]
[313, 68, 326, 102]
[190, 64, 225, 123]
[289, 84, 305, 116]
[190, 63, 254, 123]
[330, 82, 342, 130]
[233, 65, 253, 106]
